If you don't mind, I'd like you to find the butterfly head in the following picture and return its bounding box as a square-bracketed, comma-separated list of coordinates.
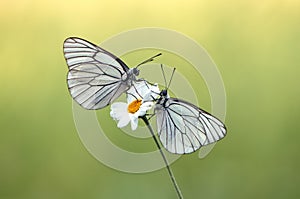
[160, 89, 168, 97]
[156, 89, 169, 106]
[126, 68, 140, 82]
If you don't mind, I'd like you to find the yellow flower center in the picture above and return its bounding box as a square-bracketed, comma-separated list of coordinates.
[127, 99, 142, 114]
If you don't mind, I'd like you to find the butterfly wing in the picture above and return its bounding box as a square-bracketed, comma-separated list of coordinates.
[63, 37, 131, 110]
[155, 98, 226, 154]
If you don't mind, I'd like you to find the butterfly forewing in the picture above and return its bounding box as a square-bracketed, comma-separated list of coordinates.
[155, 97, 226, 154]
[63, 37, 130, 110]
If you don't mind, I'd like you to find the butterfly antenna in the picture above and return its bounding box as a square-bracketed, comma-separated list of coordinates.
[136, 53, 162, 68]
[160, 64, 168, 89]
[166, 67, 176, 90]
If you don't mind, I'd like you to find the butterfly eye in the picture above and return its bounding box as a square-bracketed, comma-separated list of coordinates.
[161, 89, 167, 96]
[132, 68, 140, 76]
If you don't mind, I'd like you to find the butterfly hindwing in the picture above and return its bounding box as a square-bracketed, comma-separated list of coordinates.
[155, 97, 226, 154]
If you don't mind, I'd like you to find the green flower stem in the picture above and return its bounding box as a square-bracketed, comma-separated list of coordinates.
[140, 115, 183, 199]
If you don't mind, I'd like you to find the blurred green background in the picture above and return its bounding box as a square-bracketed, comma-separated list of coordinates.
[1, 0, 300, 198]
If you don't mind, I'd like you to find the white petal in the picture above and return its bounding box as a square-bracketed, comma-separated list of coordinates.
[110, 102, 127, 119]
[139, 102, 153, 113]
[117, 115, 130, 128]
[131, 117, 138, 130]
[110, 102, 130, 128]
[133, 109, 144, 118]
[129, 114, 139, 130]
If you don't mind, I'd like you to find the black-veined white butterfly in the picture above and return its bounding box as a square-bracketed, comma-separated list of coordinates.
[153, 67, 227, 154]
[63, 37, 161, 110]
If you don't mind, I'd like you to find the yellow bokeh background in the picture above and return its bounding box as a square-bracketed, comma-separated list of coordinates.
[1, 0, 300, 198]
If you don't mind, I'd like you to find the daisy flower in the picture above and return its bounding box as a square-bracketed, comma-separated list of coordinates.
[110, 80, 160, 130]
